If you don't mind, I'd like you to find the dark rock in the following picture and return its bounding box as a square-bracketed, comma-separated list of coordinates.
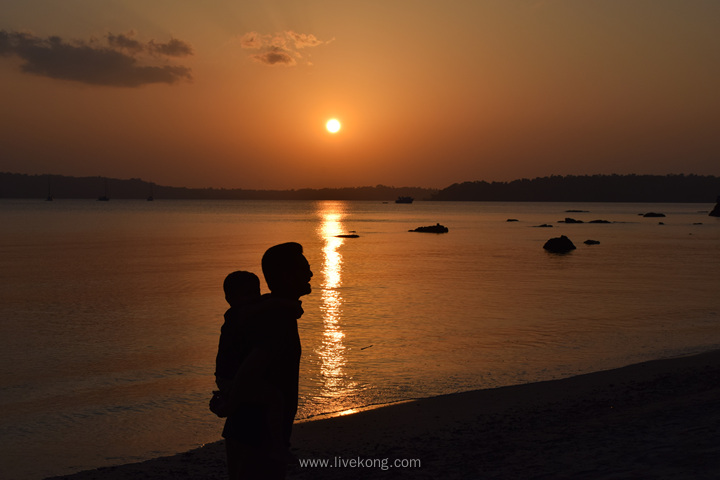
[584, 239, 601, 245]
[589, 219, 611, 224]
[561, 217, 584, 224]
[409, 223, 449, 233]
[534, 224, 554, 228]
[643, 212, 666, 218]
[709, 196, 720, 217]
[335, 234, 359, 238]
[566, 209, 589, 213]
[543, 235, 576, 253]
[506, 218, 519, 222]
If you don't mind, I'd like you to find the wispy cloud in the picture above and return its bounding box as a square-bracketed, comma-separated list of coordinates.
[252, 46, 296, 66]
[239, 30, 331, 67]
[0, 30, 193, 87]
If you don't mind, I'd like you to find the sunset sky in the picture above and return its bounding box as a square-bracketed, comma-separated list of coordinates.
[2, 1, 719, 189]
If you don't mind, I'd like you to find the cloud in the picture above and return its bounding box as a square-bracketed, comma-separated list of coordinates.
[239, 32, 264, 49]
[252, 47, 296, 66]
[148, 38, 193, 57]
[286, 31, 323, 49]
[0, 30, 193, 87]
[239, 30, 330, 67]
[106, 32, 144, 54]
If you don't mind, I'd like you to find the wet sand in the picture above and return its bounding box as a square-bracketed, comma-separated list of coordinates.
[46, 350, 720, 479]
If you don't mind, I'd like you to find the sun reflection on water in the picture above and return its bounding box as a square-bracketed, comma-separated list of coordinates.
[316, 203, 356, 405]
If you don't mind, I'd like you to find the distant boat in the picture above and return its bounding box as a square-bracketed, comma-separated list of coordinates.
[98, 178, 110, 201]
[395, 196, 414, 204]
[46, 175, 53, 201]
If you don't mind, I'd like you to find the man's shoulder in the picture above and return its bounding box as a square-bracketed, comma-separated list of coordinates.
[259, 295, 304, 320]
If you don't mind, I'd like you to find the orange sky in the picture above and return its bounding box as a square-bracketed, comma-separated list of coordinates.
[2, 1, 719, 189]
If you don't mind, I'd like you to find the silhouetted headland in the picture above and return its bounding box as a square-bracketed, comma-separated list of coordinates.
[430, 174, 720, 202]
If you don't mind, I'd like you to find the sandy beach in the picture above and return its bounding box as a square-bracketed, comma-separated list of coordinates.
[46, 350, 720, 480]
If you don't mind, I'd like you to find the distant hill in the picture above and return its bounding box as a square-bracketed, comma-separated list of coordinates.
[3, 172, 719, 202]
[0, 172, 436, 201]
[431, 174, 720, 203]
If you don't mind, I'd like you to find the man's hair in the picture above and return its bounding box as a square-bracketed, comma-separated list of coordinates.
[223, 270, 260, 299]
[262, 242, 304, 292]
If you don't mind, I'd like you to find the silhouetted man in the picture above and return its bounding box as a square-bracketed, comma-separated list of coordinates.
[222, 242, 312, 480]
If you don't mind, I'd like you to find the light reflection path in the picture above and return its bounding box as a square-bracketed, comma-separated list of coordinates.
[316, 203, 356, 404]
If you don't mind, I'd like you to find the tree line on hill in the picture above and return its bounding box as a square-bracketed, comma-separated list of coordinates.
[1, 172, 718, 202]
[430, 174, 720, 203]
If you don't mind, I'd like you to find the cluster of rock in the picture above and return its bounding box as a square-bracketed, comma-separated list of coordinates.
[348, 196, 719, 248]
[542, 235, 601, 253]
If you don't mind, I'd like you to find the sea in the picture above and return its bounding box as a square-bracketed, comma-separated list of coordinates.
[1, 199, 719, 479]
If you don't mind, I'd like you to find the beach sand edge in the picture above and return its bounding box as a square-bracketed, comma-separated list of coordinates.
[46, 349, 720, 479]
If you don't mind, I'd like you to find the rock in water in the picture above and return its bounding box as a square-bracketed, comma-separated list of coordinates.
[543, 235, 576, 253]
[409, 223, 449, 233]
[709, 196, 720, 217]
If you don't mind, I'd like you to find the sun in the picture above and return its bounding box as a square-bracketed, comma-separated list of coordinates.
[326, 118, 341, 133]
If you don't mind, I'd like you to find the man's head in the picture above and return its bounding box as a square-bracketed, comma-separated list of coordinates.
[262, 242, 313, 299]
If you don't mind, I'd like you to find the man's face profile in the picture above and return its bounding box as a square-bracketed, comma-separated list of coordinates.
[291, 255, 313, 297]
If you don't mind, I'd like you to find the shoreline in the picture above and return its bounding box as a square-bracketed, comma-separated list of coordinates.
[46, 350, 720, 479]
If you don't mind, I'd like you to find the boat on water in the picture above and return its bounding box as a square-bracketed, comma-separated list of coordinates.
[46, 175, 53, 201]
[395, 196, 414, 204]
[98, 178, 110, 201]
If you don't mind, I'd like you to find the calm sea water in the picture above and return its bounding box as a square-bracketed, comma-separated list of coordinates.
[1, 199, 719, 479]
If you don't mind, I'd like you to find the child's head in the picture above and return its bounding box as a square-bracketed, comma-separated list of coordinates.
[223, 271, 261, 307]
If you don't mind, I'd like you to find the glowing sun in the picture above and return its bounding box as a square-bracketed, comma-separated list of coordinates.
[326, 118, 341, 133]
